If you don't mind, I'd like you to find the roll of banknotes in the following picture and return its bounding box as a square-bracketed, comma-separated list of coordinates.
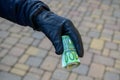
[62, 35, 80, 70]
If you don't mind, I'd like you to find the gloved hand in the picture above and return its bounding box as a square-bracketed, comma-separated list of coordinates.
[34, 9, 84, 57]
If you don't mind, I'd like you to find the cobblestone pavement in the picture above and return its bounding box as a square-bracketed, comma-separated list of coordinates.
[0, 0, 120, 80]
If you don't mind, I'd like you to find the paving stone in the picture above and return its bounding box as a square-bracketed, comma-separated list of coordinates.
[78, 76, 93, 80]
[23, 73, 40, 80]
[9, 47, 25, 57]
[101, 29, 114, 37]
[113, 32, 120, 44]
[0, 38, 3, 43]
[104, 71, 119, 80]
[89, 49, 101, 55]
[78, 27, 89, 36]
[14, 63, 29, 71]
[0, 71, 21, 80]
[100, 4, 109, 10]
[91, 9, 102, 18]
[90, 39, 104, 50]
[115, 60, 120, 69]
[0, 64, 11, 71]
[100, 34, 112, 41]
[26, 46, 40, 56]
[0, 18, 4, 23]
[81, 21, 96, 28]
[26, 56, 42, 67]
[52, 69, 69, 80]
[102, 0, 112, 5]
[4, 37, 19, 45]
[68, 73, 78, 80]
[102, 48, 110, 56]
[113, 0, 120, 4]
[88, 63, 105, 79]
[49, 51, 60, 58]
[9, 26, 22, 33]
[94, 55, 114, 66]
[102, 15, 116, 21]
[0, 31, 9, 38]
[29, 67, 44, 75]
[72, 64, 89, 75]
[106, 20, 116, 25]
[88, 29, 100, 38]
[83, 44, 89, 51]
[104, 24, 119, 31]
[10, 33, 22, 38]
[106, 67, 120, 74]
[32, 31, 45, 39]
[114, 10, 120, 18]
[41, 56, 59, 71]
[21, 27, 31, 32]
[0, 24, 10, 30]
[3, 19, 15, 25]
[19, 54, 29, 63]
[20, 37, 34, 45]
[0, 49, 8, 58]
[82, 36, 92, 44]
[84, 17, 93, 22]
[103, 8, 113, 16]
[110, 50, 120, 59]
[111, 4, 119, 9]
[105, 42, 117, 50]
[26, 46, 48, 58]
[20, 32, 32, 36]
[96, 24, 103, 32]
[41, 71, 52, 80]
[0, 43, 13, 49]
[94, 19, 104, 24]
[35, 48, 48, 58]
[116, 60, 120, 64]
[11, 68, 26, 76]
[16, 43, 28, 49]
[39, 37, 52, 50]
[80, 52, 93, 65]
[32, 39, 41, 46]
[1, 55, 18, 66]
[91, 15, 100, 19]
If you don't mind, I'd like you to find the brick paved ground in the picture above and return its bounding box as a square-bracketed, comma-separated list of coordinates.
[0, 0, 120, 80]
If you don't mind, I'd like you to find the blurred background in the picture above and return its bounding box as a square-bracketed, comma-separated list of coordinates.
[0, 0, 120, 80]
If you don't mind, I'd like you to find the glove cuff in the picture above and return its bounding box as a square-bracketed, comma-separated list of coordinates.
[29, 2, 50, 31]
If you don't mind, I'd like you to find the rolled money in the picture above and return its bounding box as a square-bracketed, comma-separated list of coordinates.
[62, 35, 80, 70]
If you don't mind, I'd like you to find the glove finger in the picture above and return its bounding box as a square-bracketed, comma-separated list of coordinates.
[48, 30, 63, 55]
[64, 21, 84, 57]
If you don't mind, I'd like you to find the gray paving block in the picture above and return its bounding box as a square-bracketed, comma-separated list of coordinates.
[20, 37, 34, 45]
[0, 71, 21, 80]
[105, 42, 118, 50]
[0, 24, 10, 30]
[36, 48, 48, 58]
[32, 32, 45, 39]
[23, 73, 40, 80]
[1, 55, 18, 66]
[4, 37, 19, 45]
[26, 56, 42, 67]
[93, 55, 114, 66]
[114, 10, 120, 18]
[0, 31, 9, 38]
[88, 30, 100, 38]
[104, 72, 119, 80]
[72, 64, 89, 75]
[52, 69, 69, 80]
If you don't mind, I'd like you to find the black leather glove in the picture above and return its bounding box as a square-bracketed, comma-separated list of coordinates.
[34, 9, 84, 57]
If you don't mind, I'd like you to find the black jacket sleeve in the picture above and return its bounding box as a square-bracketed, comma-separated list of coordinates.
[0, 0, 50, 28]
